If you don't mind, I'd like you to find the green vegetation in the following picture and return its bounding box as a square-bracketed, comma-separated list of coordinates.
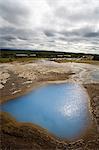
[0, 57, 99, 65]
[0, 58, 14, 63]
[0, 49, 66, 58]
[0, 57, 41, 63]
[0, 49, 99, 63]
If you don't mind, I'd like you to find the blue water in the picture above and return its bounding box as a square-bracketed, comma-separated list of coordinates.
[1, 83, 91, 140]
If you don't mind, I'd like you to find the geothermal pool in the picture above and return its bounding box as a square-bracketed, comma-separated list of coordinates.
[1, 83, 91, 140]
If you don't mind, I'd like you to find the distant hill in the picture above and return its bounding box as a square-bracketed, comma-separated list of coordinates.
[0, 48, 99, 60]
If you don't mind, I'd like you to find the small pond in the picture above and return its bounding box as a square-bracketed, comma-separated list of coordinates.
[1, 83, 91, 140]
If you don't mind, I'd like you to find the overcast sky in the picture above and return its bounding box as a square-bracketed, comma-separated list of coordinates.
[0, 0, 99, 54]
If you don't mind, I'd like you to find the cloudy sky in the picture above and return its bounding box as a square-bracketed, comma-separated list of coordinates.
[0, 0, 99, 54]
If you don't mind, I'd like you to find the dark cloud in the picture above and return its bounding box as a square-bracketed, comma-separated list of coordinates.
[84, 32, 99, 38]
[54, 4, 99, 24]
[0, 27, 16, 35]
[58, 26, 99, 39]
[0, 0, 99, 54]
[0, 0, 30, 26]
[44, 30, 56, 37]
[0, 35, 17, 41]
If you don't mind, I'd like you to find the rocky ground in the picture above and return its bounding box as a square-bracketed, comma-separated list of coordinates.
[0, 60, 99, 149]
[0, 60, 73, 103]
[0, 60, 99, 103]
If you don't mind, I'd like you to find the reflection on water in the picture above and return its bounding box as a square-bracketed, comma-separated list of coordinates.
[1, 83, 91, 140]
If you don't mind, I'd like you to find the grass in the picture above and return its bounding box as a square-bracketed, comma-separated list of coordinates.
[0, 57, 99, 65]
[0, 57, 41, 63]
[0, 58, 14, 63]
